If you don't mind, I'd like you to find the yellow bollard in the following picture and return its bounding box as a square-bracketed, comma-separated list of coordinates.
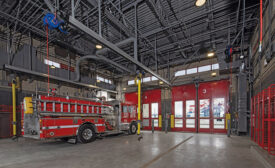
[171, 115, 174, 128]
[12, 80, 17, 137]
[137, 79, 141, 135]
[226, 113, 231, 130]
[158, 115, 162, 128]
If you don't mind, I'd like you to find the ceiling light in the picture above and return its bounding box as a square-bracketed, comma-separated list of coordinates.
[207, 51, 215, 57]
[96, 44, 102, 49]
[159, 81, 163, 85]
[240, 55, 244, 59]
[195, 0, 206, 7]
[123, 88, 127, 91]
[211, 72, 217, 77]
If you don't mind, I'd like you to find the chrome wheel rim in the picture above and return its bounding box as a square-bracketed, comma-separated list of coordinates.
[131, 125, 137, 133]
[82, 128, 93, 140]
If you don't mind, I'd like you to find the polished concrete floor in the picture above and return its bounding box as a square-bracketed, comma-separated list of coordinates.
[0, 132, 265, 168]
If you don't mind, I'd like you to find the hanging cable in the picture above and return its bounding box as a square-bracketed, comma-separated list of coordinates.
[46, 25, 50, 95]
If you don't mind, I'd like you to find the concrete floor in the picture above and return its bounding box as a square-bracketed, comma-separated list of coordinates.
[0, 132, 265, 168]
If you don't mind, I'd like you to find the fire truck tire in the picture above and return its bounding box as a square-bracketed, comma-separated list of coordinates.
[129, 122, 137, 134]
[78, 124, 96, 143]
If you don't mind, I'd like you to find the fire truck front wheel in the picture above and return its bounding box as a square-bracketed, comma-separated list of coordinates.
[78, 124, 96, 143]
[129, 122, 137, 134]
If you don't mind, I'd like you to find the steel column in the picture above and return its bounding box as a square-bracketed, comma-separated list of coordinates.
[134, 4, 138, 71]
[98, 0, 102, 37]
[71, 0, 75, 18]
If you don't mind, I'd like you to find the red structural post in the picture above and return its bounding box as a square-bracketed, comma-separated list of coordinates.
[268, 86, 271, 154]
[254, 96, 257, 142]
[258, 94, 260, 144]
[262, 91, 265, 147]
[251, 97, 253, 140]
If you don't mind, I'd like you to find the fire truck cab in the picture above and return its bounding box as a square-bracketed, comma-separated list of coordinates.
[120, 103, 138, 134]
[22, 95, 137, 143]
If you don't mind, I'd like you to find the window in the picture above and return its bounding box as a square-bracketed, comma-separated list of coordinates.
[123, 106, 128, 118]
[143, 77, 151, 83]
[143, 119, 150, 127]
[214, 119, 225, 129]
[44, 59, 60, 68]
[186, 119, 195, 128]
[213, 98, 225, 117]
[175, 70, 186, 77]
[198, 65, 211, 72]
[153, 119, 158, 127]
[175, 101, 183, 118]
[128, 80, 135, 85]
[128, 76, 158, 85]
[97, 75, 112, 84]
[143, 104, 149, 118]
[129, 106, 136, 118]
[96, 75, 104, 82]
[212, 63, 219, 70]
[199, 99, 210, 117]
[152, 76, 158, 81]
[200, 119, 210, 128]
[151, 103, 158, 118]
[186, 100, 195, 118]
[186, 68, 197, 74]
[175, 119, 183, 128]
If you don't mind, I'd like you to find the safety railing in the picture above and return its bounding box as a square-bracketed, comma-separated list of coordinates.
[251, 84, 275, 155]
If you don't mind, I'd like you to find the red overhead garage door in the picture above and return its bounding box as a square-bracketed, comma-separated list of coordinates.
[141, 89, 161, 131]
[171, 80, 229, 133]
[124, 89, 162, 131]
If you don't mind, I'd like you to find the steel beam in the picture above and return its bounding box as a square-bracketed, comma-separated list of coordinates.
[4, 64, 117, 93]
[86, 0, 134, 37]
[98, 0, 102, 37]
[44, 0, 54, 13]
[96, 37, 135, 55]
[69, 16, 171, 86]
[146, 0, 187, 58]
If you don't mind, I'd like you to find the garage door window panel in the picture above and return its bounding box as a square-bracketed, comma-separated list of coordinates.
[143, 104, 149, 118]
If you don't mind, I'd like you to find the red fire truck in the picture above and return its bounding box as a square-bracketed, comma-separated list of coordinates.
[22, 95, 138, 143]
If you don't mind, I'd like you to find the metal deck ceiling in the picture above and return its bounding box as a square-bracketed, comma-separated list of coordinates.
[0, 0, 259, 78]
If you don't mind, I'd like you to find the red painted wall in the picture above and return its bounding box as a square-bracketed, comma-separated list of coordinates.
[124, 92, 138, 105]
